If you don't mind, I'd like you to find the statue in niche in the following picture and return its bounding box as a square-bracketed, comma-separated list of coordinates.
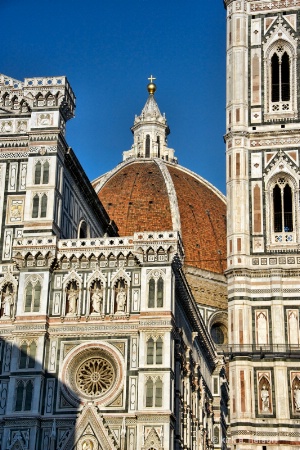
[90, 281, 103, 314]
[66, 282, 79, 314]
[1, 285, 14, 318]
[116, 288, 126, 312]
[261, 384, 270, 412]
[293, 384, 300, 411]
[115, 280, 127, 313]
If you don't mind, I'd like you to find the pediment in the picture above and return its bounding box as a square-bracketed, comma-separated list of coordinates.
[264, 150, 299, 185]
[60, 403, 118, 450]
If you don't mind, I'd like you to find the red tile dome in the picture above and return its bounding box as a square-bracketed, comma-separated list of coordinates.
[93, 159, 226, 275]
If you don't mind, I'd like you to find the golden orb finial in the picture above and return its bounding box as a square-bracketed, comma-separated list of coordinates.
[147, 75, 156, 95]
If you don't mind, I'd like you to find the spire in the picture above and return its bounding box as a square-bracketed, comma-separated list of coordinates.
[123, 77, 177, 163]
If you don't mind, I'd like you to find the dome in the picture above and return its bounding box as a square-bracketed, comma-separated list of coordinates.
[92, 81, 227, 310]
[93, 159, 226, 275]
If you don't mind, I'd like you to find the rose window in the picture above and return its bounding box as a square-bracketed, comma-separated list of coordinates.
[76, 357, 115, 396]
[61, 343, 124, 406]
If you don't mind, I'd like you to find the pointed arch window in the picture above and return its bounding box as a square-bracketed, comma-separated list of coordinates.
[34, 160, 50, 185]
[148, 276, 164, 308]
[32, 195, 39, 218]
[265, 40, 297, 119]
[145, 135, 150, 158]
[273, 178, 293, 232]
[157, 136, 160, 158]
[32, 193, 48, 218]
[271, 51, 290, 102]
[145, 377, 163, 407]
[25, 280, 41, 312]
[41, 194, 47, 217]
[19, 341, 37, 369]
[146, 336, 163, 365]
[15, 380, 34, 411]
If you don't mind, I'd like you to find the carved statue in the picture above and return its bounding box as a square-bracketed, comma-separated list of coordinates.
[294, 385, 300, 411]
[82, 440, 94, 450]
[67, 285, 79, 314]
[116, 287, 126, 312]
[261, 385, 270, 411]
[91, 287, 103, 313]
[1, 286, 14, 317]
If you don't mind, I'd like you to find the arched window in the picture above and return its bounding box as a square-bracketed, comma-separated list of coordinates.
[78, 220, 89, 239]
[32, 194, 48, 218]
[271, 51, 290, 103]
[145, 135, 150, 158]
[19, 341, 37, 369]
[281, 52, 290, 101]
[43, 161, 49, 184]
[146, 337, 163, 365]
[32, 195, 39, 218]
[15, 380, 34, 411]
[41, 194, 47, 217]
[273, 178, 293, 232]
[19, 343, 28, 369]
[148, 279, 155, 308]
[34, 162, 42, 184]
[211, 324, 225, 345]
[25, 281, 41, 312]
[148, 276, 164, 308]
[34, 161, 50, 185]
[155, 337, 163, 364]
[155, 378, 162, 407]
[145, 377, 163, 407]
[271, 53, 280, 102]
[157, 278, 164, 307]
[147, 338, 154, 364]
[24, 381, 34, 410]
[15, 382, 24, 411]
[265, 40, 296, 119]
[3, 93, 10, 107]
[146, 378, 154, 407]
[157, 136, 160, 158]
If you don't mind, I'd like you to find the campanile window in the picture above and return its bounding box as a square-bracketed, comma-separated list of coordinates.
[273, 178, 293, 232]
[271, 51, 290, 103]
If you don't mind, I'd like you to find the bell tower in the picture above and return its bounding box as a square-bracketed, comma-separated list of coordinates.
[224, 0, 300, 448]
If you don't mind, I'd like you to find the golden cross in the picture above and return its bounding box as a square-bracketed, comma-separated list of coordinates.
[148, 75, 156, 83]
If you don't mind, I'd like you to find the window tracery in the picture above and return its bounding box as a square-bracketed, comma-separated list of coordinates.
[266, 174, 298, 246]
[24, 277, 42, 312]
[264, 37, 297, 119]
[34, 160, 49, 185]
[15, 380, 34, 411]
[145, 376, 163, 407]
[19, 340, 36, 369]
[146, 336, 163, 365]
[148, 273, 164, 308]
[32, 193, 48, 218]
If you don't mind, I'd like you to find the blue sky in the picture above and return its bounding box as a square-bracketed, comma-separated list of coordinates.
[2, 0, 227, 193]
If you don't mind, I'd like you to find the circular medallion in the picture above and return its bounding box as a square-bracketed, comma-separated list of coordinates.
[61, 342, 124, 406]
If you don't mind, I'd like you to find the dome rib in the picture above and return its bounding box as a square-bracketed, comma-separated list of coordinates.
[155, 158, 181, 233]
[93, 159, 226, 275]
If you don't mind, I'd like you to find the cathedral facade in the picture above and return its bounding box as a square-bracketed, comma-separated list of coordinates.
[0, 74, 228, 450]
[1, 0, 300, 448]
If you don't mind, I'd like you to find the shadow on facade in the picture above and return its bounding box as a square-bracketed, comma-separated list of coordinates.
[0, 338, 79, 450]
